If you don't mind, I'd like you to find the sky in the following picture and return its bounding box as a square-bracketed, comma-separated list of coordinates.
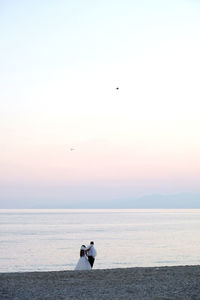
[0, 0, 200, 208]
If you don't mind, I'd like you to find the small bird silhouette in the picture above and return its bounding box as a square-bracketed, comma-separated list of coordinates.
[116, 87, 119, 90]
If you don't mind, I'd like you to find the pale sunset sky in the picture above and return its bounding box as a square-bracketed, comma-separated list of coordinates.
[0, 0, 200, 208]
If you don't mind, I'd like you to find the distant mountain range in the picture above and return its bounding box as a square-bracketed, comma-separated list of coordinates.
[111, 193, 200, 209]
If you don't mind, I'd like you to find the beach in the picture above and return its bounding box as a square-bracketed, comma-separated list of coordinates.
[1, 265, 200, 300]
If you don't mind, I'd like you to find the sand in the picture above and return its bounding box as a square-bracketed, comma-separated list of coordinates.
[0, 265, 200, 300]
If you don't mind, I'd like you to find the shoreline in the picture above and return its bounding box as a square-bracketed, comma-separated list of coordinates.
[1, 265, 200, 299]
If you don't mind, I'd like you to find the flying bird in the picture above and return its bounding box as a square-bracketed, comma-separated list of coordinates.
[116, 87, 119, 90]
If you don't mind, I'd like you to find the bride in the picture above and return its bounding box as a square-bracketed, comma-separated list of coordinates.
[75, 245, 91, 270]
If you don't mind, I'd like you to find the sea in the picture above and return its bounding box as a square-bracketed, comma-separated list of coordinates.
[0, 209, 200, 273]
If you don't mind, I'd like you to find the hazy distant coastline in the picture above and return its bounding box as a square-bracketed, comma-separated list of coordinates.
[1, 193, 200, 209]
[1, 266, 200, 300]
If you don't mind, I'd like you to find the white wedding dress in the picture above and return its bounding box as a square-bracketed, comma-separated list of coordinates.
[75, 255, 91, 270]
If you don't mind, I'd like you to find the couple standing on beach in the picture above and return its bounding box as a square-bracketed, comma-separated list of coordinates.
[75, 241, 97, 270]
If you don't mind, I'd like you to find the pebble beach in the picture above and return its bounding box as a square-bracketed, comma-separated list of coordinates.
[1, 265, 200, 300]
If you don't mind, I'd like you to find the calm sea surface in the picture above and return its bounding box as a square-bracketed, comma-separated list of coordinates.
[0, 209, 200, 272]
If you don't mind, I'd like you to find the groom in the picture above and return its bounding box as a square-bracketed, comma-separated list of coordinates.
[86, 241, 97, 268]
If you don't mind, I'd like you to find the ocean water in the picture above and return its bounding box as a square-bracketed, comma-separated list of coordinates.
[0, 209, 200, 273]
